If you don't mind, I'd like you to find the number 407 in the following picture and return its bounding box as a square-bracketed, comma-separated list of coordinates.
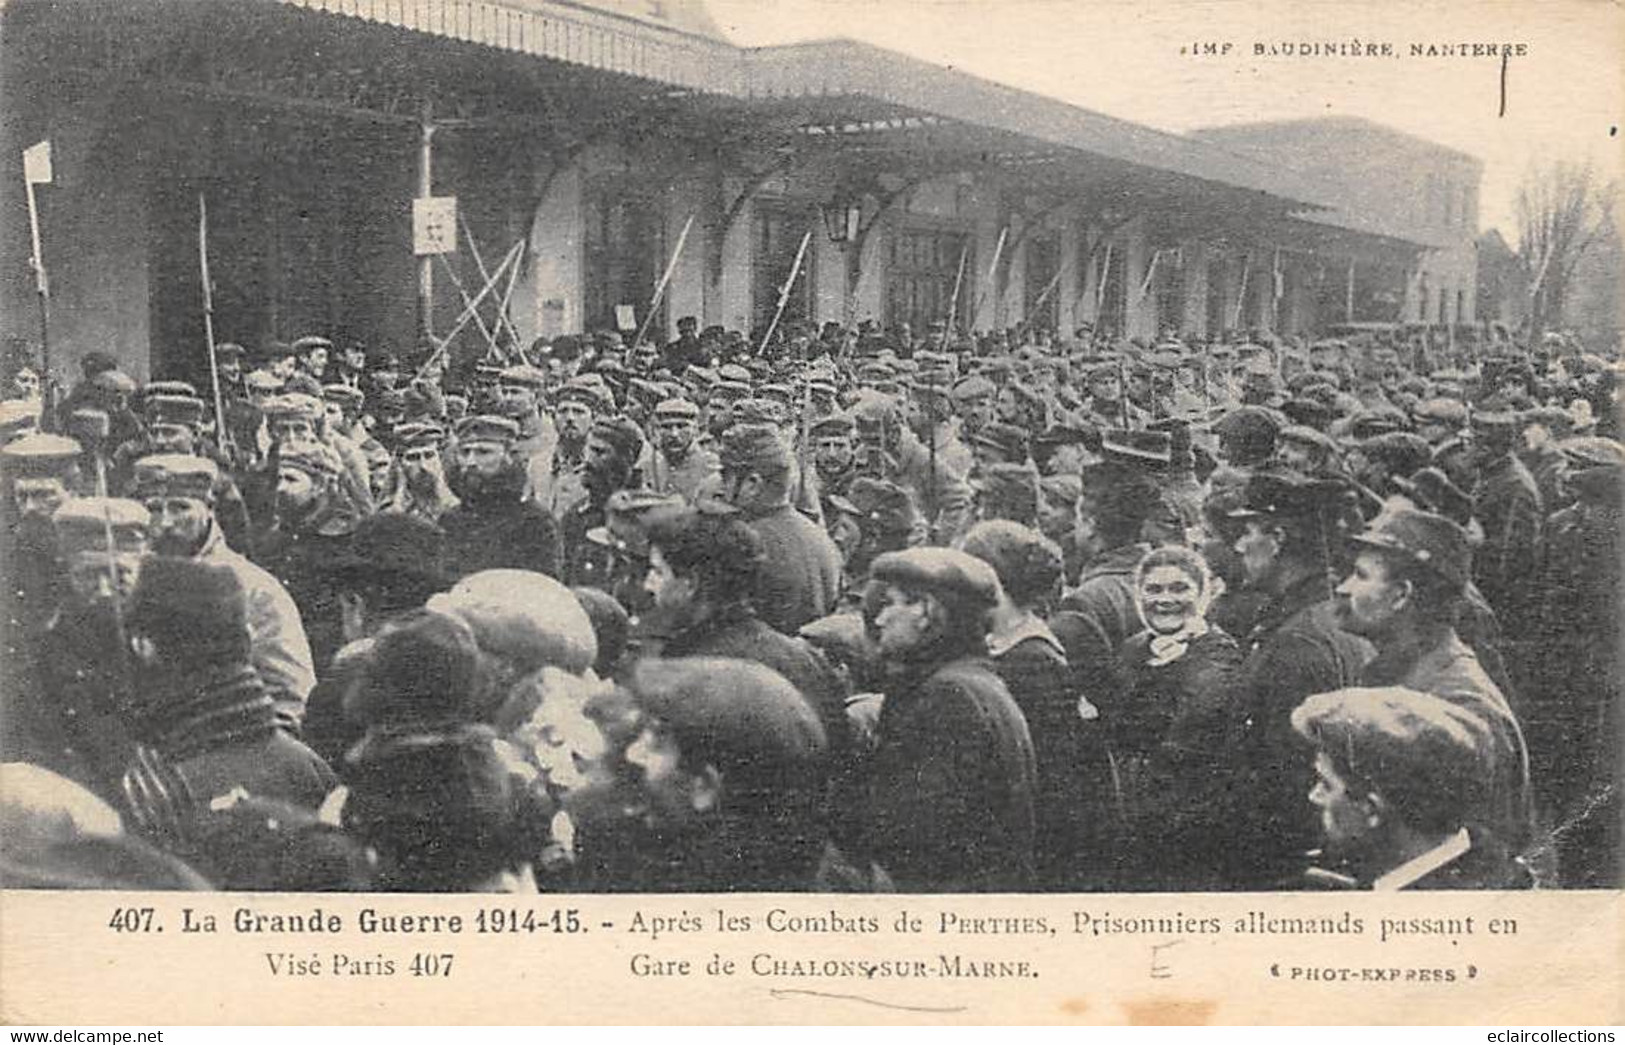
[108, 908, 157, 932]
[410, 953, 455, 977]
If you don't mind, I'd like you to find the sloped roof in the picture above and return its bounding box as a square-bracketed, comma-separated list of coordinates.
[509, 0, 728, 42]
[272, 0, 1464, 245]
[738, 38, 1331, 209]
[1193, 115, 1482, 169]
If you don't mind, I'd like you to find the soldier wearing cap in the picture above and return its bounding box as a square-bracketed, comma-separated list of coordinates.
[1221, 470, 1373, 887]
[665, 314, 705, 371]
[439, 415, 561, 583]
[1292, 687, 1530, 889]
[1032, 423, 1100, 476]
[250, 437, 361, 672]
[972, 463, 1041, 528]
[137, 385, 206, 448]
[835, 475, 928, 577]
[492, 363, 549, 441]
[577, 489, 685, 614]
[1516, 405, 1574, 514]
[626, 338, 662, 376]
[292, 335, 332, 382]
[274, 386, 373, 516]
[910, 371, 974, 479]
[712, 422, 842, 635]
[850, 393, 972, 545]
[640, 508, 849, 758]
[806, 379, 839, 419]
[1047, 436, 1166, 796]
[1, 434, 84, 721]
[1346, 431, 1431, 508]
[483, 363, 552, 498]
[843, 547, 1037, 891]
[1275, 424, 1339, 478]
[704, 379, 753, 441]
[1082, 361, 1145, 431]
[233, 367, 280, 439]
[1238, 353, 1287, 409]
[647, 398, 719, 505]
[129, 453, 316, 725]
[808, 413, 860, 512]
[559, 417, 647, 588]
[533, 375, 603, 519]
[327, 340, 365, 391]
[1333, 504, 1533, 858]
[321, 382, 365, 437]
[1529, 437, 1625, 884]
[968, 421, 1031, 474]
[17, 499, 151, 796]
[1412, 397, 1468, 447]
[3, 432, 82, 525]
[1468, 410, 1543, 627]
[57, 356, 142, 449]
[107, 387, 226, 513]
[260, 392, 324, 446]
[378, 421, 457, 524]
[950, 375, 997, 440]
[1211, 404, 1280, 474]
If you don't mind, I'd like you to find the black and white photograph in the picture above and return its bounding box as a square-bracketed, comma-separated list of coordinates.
[0, 0, 1619, 916]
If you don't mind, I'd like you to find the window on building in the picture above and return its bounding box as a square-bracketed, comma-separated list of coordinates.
[1437, 285, 1448, 324]
[1442, 180, 1455, 228]
[751, 203, 818, 339]
[886, 225, 970, 337]
[583, 186, 665, 337]
[1456, 288, 1466, 324]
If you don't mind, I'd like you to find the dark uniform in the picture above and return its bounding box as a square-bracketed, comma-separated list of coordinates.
[1224, 471, 1374, 887]
[1472, 440, 1544, 625]
[1231, 571, 1371, 885]
[847, 549, 1037, 891]
[441, 415, 563, 582]
[1527, 440, 1623, 885]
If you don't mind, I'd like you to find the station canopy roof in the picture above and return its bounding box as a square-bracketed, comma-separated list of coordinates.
[243, 1, 1428, 244]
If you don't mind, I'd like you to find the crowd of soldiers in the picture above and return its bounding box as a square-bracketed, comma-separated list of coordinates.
[0, 314, 1618, 893]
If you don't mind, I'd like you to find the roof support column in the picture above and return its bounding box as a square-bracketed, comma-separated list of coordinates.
[418, 98, 436, 339]
[1056, 214, 1082, 337]
[1181, 239, 1208, 338]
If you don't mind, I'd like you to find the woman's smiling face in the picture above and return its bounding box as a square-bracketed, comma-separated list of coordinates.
[1138, 563, 1203, 635]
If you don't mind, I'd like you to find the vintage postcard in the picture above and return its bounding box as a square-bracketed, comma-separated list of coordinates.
[0, 0, 1619, 1026]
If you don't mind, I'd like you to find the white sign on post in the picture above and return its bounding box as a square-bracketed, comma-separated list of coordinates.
[413, 196, 458, 255]
[614, 304, 637, 332]
[23, 140, 53, 185]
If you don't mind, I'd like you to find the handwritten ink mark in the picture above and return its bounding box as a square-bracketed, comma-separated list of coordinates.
[1499, 51, 1509, 117]
[1151, 938, 1185, 980]
[768, 988, 968, 1014]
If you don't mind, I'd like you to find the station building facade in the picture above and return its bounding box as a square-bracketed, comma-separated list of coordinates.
[1, 0, 1480, 387]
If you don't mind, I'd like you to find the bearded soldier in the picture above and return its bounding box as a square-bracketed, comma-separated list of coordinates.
[440, 415, 561, 580]
[646, 398, 719, 504]
[379, 421, 459, 524]
[129, 453, 315, 726]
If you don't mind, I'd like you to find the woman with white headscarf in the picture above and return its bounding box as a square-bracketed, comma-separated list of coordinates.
[1111, 543, 1244, 890]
